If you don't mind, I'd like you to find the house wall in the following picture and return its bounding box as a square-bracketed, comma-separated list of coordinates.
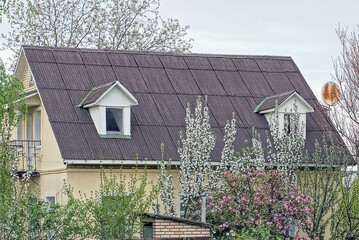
[143, 218, 211, 239]
[65, 168, 181, 213]
[12, 61, 67, 201]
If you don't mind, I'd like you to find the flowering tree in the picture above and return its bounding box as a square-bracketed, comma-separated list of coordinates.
[157, 144, 175, 217]
[177, 96, 216, 219]
[207, 169, 312, 239]
[266, 103, 305, 183]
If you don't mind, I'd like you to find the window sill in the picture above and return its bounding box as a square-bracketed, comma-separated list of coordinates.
[100, 133, 131, 139]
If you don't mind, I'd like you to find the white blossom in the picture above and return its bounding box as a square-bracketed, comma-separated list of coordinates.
[157, 144, 175, 217]
[178, 96, 216, 218]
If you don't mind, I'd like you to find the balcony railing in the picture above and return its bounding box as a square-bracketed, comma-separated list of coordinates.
[10, 140, 41, 177]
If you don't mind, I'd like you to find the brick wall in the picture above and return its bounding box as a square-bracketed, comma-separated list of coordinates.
[151, 218, 210, 238]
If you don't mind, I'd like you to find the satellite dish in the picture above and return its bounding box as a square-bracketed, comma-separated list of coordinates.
[322, 81, 340, 105]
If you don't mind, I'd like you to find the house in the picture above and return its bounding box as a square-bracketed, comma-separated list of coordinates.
[13, 45, 341, 209]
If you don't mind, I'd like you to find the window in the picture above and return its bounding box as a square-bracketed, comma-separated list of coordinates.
[106, 108, 123, 133]
[17, 118, 23, 140]
[33, 110, 41, 147]
[143, 222, 153, 239]
[45, 195, 56, 210]
[29, 71, 34, 86]
[284, 114, 291, 135]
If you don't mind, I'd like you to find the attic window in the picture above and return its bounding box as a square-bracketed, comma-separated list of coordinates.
[106, 108, 123, 133]
[29, 71, 34, 86]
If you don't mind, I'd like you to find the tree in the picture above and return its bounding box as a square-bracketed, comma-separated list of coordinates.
[80, 168, 159, 239]
[331, 26, 359, 165]
[330, 25, 359, 239]
[331, 176, 359, 240]
[0, 62, 26, 238]
[1, 0, 193, 64]
[177, 96, 216, 219]
[297, 140, 344, 239]
[207, 170, 312, 239]
[157, 144, 175, 217]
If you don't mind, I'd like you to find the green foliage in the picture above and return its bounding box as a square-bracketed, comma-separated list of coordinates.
[237, 221, 281, 240]
[79, 168, 159, 239]
[0, 63, 27, 239]
[297, 140, 344, 239]
[331, 173, 359, 239]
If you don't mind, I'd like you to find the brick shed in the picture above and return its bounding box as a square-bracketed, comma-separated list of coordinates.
[141, 213, 211, 239]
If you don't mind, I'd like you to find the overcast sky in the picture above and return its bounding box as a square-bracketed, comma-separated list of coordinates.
[159, 0, 359, 99]
[0, 0, 358, 100]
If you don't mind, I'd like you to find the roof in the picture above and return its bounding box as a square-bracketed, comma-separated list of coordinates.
[21, 45, 341, 163]
[142, 213, 211, 228]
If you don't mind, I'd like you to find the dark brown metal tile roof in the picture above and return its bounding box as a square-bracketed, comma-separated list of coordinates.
[22, 45, 339, 162]
[255, 91, 295, 113]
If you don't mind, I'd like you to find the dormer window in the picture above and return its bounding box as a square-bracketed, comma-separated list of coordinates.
[254, 91, 314, 139]
[106, 108, 123, 133]
[79, 81, 138, 139]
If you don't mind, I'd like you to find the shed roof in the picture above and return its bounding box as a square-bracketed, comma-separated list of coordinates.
[21, 45, 340, 163]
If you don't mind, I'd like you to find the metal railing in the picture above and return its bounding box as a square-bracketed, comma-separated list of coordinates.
[10, 140, 41, 172]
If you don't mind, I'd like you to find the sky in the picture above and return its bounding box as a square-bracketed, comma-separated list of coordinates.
[158, 0, 359, 99]
[0, 0, 358, 100]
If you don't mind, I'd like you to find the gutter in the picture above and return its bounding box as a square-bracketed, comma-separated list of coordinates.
[63, 159, 351, 169]
[64, 159, 182, 166]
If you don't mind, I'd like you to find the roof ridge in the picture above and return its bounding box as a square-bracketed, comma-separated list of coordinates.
[22, 45, 293, 60]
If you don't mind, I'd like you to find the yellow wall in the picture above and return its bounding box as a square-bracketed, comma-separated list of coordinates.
[65, 168, 181, 214]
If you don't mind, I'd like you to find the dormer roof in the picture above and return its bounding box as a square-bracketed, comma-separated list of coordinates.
[79, 81, 138, 108]
[254, 91, 314, 114]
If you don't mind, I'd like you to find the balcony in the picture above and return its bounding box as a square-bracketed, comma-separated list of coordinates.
[10, 140, 41, 177]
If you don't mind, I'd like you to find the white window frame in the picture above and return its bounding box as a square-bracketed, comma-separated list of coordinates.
[44, 193, 56, 210]
[106, 107, 124, 134]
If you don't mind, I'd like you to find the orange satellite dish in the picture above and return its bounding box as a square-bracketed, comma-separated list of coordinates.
[322, 82, 340, 105]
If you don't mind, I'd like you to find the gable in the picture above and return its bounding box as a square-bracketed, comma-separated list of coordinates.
[21, 46, 340, 163]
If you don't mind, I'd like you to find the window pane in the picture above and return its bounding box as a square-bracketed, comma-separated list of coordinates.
[106, 108, 123, 132]
[17, 118, 23, 140]
[34, 111, 41, 142]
